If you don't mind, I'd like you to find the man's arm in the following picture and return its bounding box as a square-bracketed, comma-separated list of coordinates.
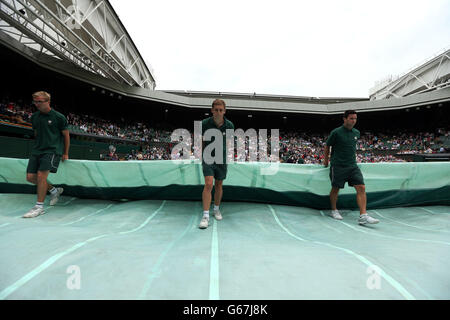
[62, 129, 70, 161]
[323, 145, 330, 167]
[324, 130, 335, 167]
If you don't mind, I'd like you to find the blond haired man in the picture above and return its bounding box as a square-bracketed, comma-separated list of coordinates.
[199, 99, 234, 229]
[23, 91, 70, 218]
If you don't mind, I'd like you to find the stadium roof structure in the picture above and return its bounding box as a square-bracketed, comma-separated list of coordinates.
[0, 0, 156, 89]
[1, 0, 449, 115]
[369, 47, 450, 100]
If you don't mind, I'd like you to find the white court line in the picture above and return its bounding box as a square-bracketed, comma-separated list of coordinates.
[316, 209, 450, 246]
[61, 204, 114, 226]
[59, 197, 77, 206]
[338, 220, 450, 246]
[209, 219, 220, 300]
[318, 210, 448, 300]
[138, 213, 197, 299]
[319, 211, 344, 234]
[255, 215, 270, 233]
[316, 209, 442, 299]
[420, 207, 437, 214]
[0, 234, 108, 300]
[268, 205, 306, 242]
[0, 200, 166, 300]
[119, 201, 166, 235]
[268, 205, 416, 300]
[419, 207, 450, 215]
[372, 210, 450, 233]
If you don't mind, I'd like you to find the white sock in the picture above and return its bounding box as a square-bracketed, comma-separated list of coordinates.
[332, 209, 339, 213]
[360, 213, 367, 216]
[49, 187, 57, 195]
[36, 202, 44, 208]
[214, 205, 219, 212]
[203, 211, 209, 218]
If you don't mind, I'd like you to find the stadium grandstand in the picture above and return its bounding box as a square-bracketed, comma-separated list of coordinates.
[1, 37, 449, 162]
[0, 0, 449, 302]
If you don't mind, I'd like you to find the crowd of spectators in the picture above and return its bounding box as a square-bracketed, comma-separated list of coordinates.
[356, 153, 406, 163]
[357, 131, 440, 152]
[280, 132, 325, 164]
[67, 113, 172, 143]
[1, 99, 448, 163]
[0, 100, 33, 126]
[137, 129, 448, 164]
[126, 146, 171, 161]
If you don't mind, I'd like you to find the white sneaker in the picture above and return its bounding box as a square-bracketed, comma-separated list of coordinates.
[23, 205, 45, 218]
[330, 210, 343, 220]
[358, 214, 379, 225]
[49, 187, 64, 206]
[214, 209, 222, 221]
[199, 216, 209, 229]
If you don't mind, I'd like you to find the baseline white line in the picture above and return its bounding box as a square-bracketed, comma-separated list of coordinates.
[61, 204, 114, 226]
[372, 210, 450, 233]
[268, 205, 415, 300]
[0, 201, 166, 299]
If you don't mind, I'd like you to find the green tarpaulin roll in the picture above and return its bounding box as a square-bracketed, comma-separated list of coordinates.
[1, 157, 449, 209]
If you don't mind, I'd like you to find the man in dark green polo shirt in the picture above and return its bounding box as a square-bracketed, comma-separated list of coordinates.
[23, 91, 70, 218]
[199, 99, 235, 229]
[323, 110, 379, 225]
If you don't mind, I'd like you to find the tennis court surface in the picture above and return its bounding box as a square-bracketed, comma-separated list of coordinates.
[1, 193, 449, 300]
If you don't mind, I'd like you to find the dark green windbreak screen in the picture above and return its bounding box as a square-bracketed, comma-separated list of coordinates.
[1, 157, 449, 209]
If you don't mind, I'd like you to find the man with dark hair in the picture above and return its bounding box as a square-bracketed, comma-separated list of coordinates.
[323, 110, 379, 225]
[199, 99, 234, 229]
[23, 91, 70, 218]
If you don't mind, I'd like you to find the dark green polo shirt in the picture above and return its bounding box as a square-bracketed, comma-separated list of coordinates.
[31, 109, 68, 156]
[326, 125, 360, 167]
[202, 116, 234, 163]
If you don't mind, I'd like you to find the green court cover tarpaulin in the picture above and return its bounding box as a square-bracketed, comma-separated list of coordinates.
[1, 158, 449, 209]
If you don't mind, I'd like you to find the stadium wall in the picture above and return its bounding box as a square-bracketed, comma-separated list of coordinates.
[0, 134, 137, 160]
